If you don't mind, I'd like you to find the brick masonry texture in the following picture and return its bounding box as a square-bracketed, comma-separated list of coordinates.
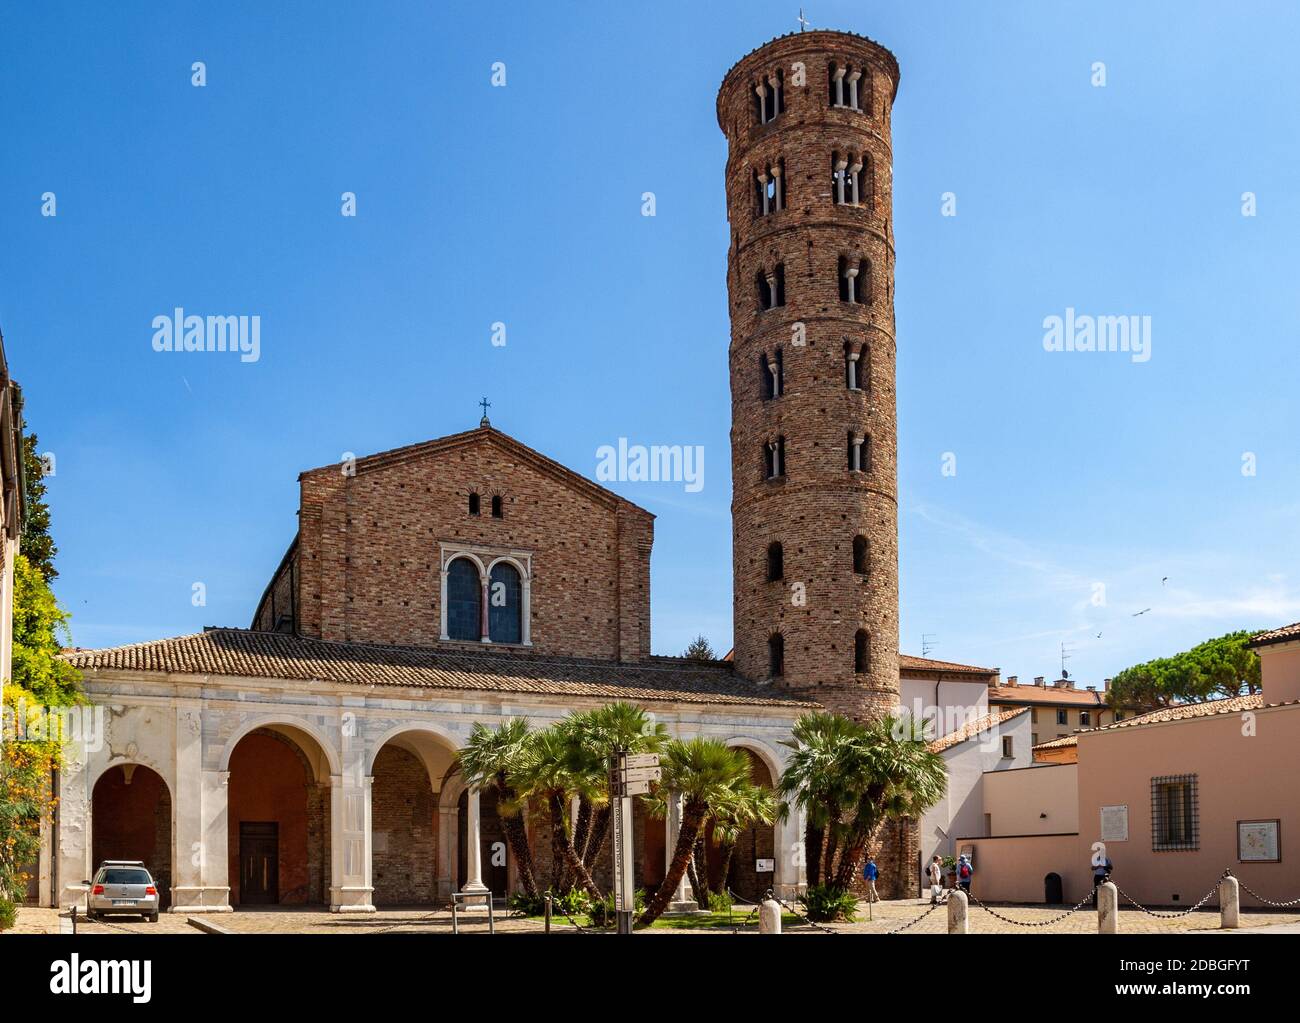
[719, 31, 900, 720]
[254, 427, 654, 663]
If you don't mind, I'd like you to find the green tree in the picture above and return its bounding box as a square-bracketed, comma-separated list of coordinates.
[681, 635, 716, 661]
[516, 723, 603, 898]
[1109, 630, 1262, 712]
[708, 781, 777, 896]
[456, 718, 539, 899]
[20, 433, 56, 583]
[638, 739, 751, 926]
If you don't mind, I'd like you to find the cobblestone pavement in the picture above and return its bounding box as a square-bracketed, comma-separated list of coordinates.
[15, 899, 1300, 935]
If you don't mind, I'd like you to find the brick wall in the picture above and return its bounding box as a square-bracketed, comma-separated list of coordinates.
[263, 427, 654, 662]
[371, 745, 437, 905]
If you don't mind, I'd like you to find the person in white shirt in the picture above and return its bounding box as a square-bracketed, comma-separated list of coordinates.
[927, 855, 944, 904]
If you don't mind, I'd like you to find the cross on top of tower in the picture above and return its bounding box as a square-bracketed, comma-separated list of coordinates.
[478, 397, 491, 427]
[798, 7, 810, 31]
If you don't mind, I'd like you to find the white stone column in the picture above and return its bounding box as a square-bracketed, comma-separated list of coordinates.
[849, 160, 862, 205]
[771, 164, 783, 211]
[171, 703, 230, 911]
[848, 70, 862, 109]
[460, 786, 491, 909]
[437, 797, 457, 901]
[330, 721, 375, 912]
[774, 803, 805, 900]
[665, 791, 698, 913]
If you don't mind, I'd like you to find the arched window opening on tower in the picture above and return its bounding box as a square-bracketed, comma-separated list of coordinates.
[446, 557, 482, 641]
[766, 541, 784, 582]
[754, 70, 785, 124]
[491, 495, 503, 518]
[768, 633, 785, 678]
[764, 436, 786, 480]
[852, 534, 870, 575]
[854, 629, 870, 673]
[828, 61, 864, 111]
[831, 152, 865, 206]
[754, 160, 785, 216]
[845, 341, 868, 390]
[760, 348, 783, 399]
[469, 492, 481, 516]
[838, 257, 870, 304]
[847, 432, 869, 472]
[757, 264, 786, 310]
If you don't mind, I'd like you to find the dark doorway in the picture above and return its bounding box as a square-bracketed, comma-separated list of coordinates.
[1044, 872, 1063, 904]
[240, 822, 279, 905]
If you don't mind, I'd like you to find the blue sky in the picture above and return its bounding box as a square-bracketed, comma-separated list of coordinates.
[2, 1, 1298, 685]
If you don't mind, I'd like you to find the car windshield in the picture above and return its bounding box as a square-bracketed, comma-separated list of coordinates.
[100, 869, 151, 885]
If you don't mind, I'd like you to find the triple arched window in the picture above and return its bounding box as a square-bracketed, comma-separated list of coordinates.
[831, 151, 868, 206]
[755, 71, 785, 124]
[754, 160, 785, 216]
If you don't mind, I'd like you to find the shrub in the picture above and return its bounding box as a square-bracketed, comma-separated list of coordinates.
[707, 890, 733, 913]
[800, 882, 858, 922]
[0, 895, 15, 932]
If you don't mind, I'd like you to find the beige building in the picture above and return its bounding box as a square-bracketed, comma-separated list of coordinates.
[988, 675, 1113, 747]
[956, 622, 1300, 908]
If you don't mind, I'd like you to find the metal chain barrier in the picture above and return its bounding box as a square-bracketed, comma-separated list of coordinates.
[1233, 875, 1300, 909]
[883, 893, 949, 934]
[966, 888, 1095, 928]
[725, 887, 763, 931]
[1114, 877, 1222, 919]
[768, 889, 839, 934]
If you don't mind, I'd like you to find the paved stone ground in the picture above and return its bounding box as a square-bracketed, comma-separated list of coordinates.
[15, 899, 1300, 935]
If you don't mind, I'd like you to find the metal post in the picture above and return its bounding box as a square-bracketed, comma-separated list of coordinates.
[451, 898, 459, 936]
[544, 892, 552, 933]
[487, 895, 495, 935]
[70, 904, 76, 935]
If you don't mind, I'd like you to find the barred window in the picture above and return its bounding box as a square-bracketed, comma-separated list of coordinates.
[1152, 774, 1199, 851]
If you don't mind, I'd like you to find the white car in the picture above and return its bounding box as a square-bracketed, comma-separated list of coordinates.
[85, 861, 160, 923]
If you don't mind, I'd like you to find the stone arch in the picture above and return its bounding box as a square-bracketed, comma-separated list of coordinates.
[217, 716, 340, 780]
[90, 763, 174, 910]
[716, 738, 782, 901]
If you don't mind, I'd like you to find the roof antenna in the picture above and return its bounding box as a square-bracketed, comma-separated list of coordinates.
[922, 633, 938, 657]
[1060, 641, 1073, 680]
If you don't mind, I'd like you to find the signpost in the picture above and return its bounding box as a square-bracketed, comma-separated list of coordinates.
[609, 749, 661, 933]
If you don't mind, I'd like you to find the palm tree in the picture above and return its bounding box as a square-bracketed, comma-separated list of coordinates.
[777, 712, 864, 884]
[710, 781, 778, 895]
[456, 718, 539, 898]
[638, 739, 752, 926]
[829, 714, 946, 890]
[516, 723, 603, 898]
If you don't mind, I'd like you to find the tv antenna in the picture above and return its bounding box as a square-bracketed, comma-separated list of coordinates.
[922, 633, 938, 657]
[1060, 641, 1074, 680]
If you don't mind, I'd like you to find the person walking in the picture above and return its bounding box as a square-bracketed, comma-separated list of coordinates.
[1092, 853, 1113, 906]
[956, 854, 974, 894]
[863, 857, 879, 903]
[927, 855, 944, 904]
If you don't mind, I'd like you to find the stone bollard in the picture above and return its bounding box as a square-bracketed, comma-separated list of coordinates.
[947, 890, 968, 933]
[1097, 881, 1119, 933]
[1220, 876, 1240, 929]
[759, 899, 782, 934]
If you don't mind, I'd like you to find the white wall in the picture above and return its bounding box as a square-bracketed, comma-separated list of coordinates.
[898, 676, 990, 740]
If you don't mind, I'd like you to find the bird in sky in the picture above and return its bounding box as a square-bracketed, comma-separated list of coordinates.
[1132, 608, 1151, 617]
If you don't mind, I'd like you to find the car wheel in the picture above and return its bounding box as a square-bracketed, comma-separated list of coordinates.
[84, 910, 96, 922]
[148, 912, 159, 923]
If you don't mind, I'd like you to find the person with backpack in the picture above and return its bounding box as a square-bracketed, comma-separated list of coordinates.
[926, 855, 944, 904]
[957, 854, 974, 894]
[863, 857, 879, 903]
[1092, 853, 1113, 905]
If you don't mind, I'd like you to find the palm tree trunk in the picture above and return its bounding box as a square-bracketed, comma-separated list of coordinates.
[804, 821, 824, 886]
[548, 791, 600, 898]
[583, 805, 611, 869]
[716, 840, 736, 896]
[692, 833, 710, 902]
[572, 797, 593, 863]
[639, 799, 707, 926]
[501, 811, 538, 898]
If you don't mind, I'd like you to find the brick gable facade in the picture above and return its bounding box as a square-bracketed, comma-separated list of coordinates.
[253, 424, 654, 662]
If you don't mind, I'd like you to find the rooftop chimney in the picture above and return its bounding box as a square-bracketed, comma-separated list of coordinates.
[1033, 676, 1045, 686]
[1005, 675, 1018, 687]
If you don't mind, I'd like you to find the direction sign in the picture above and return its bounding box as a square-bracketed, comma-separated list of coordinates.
[624, 753, 660, 769]
[622, 781, 654, 796]
[621, 766, 662, 783]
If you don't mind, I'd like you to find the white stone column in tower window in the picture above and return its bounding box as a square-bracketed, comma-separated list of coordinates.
[845, 264, 859, 304]
[847, 350, 860, 390]
[771, 163, 783, 211]
[755, 82, 768, 122]
[849, 160, 863, 205]
[848, 70, 862, 110]
[833, 65, 847, 107]
[758, 170, 770, 215]
[835, 158, 848, 204]
[764, 272, 778, 310]
[767, 74, 780, 115]
[767, 357, 780, 397]
[851, 433, 865, 471]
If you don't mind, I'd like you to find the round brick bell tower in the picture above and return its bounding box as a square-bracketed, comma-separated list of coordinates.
[719, 31, 900, 721]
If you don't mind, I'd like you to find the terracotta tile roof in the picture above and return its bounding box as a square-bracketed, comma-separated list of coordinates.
[988, 684, 1108, 707]
[61, 629, 819, 710]
[927, 707, 1029, 754]
[1251, 622, 1300, 648]
[898, 654, 998, 677]
[1032, 734, 1080, 750]
[1089, 693, 1268, 732]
